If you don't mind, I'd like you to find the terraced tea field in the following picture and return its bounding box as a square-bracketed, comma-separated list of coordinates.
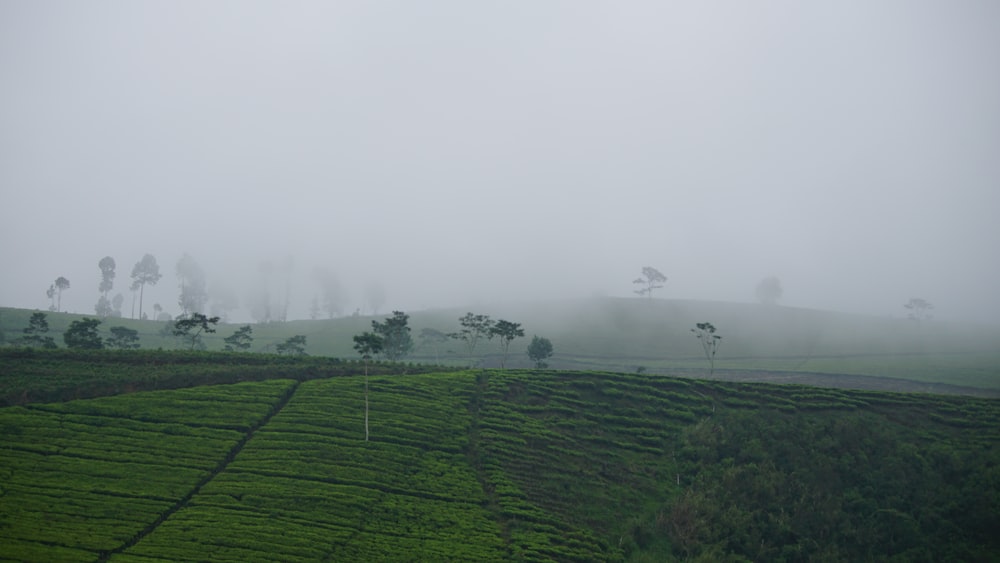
[2, 367, 998, 561]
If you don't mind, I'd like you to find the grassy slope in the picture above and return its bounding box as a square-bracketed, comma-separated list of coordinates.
[0, 362, 997, 561]
[3, 298, 1000, 391]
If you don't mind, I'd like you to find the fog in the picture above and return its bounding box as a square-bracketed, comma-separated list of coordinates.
[2, 1, 999, 324]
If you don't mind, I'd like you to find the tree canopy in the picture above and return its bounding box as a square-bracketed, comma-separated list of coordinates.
[371, 311, 413, 362]
[633, 267, 666, 299]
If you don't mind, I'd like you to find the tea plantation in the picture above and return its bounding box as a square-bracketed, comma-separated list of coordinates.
[1, 357, 998, 561]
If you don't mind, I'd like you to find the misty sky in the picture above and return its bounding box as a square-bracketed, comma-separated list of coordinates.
[2, 1, 999, 323]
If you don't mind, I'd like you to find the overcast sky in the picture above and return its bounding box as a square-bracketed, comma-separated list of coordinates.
[2, 1, 998, 323]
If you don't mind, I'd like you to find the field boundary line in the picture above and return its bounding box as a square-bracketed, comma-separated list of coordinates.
[95, 380, 302, 562]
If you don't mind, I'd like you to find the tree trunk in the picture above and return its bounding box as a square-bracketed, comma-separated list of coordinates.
[364, 362, 369, 441]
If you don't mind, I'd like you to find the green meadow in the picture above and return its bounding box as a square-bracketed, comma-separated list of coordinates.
[0, 356, 998, 561]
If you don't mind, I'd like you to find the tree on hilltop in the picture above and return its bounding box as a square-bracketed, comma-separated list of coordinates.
[106, 326, 140, 350]
[755, 276, 783, 305]
[223, 325, 253, 352]
[131, 254, 162, 320]
[904, 298, 933, 322]
[64, 318, 104, 349]
[96, 257, 116, 318]
[527, 335, 554, 369]
[490, 319, 524, 370]
[633, 267, 667, 300]
[17, 312, 56, 348]
[53, 277, 70, 312]
[371, 311, 413, 362]
[176, 253, 208, 316]
[449, 313, 494, 367]
[172, 313, 220, 350]
[276, 335, 307, 355]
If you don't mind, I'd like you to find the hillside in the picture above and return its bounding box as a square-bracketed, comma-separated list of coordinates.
[4, 298, 1000, 394]
[0, 357, 997, 561]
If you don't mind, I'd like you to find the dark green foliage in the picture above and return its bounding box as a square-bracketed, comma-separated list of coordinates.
[275, 334, 307, 355]
[63, 317, 104, 349]
[370, 310, 413, 361]
[223, 324, 253, 351]
[0, 355, 997, 561]
[106, 326, 140, 350]
[489, 319, 524, 369]
[527, 335, 554, 368]
[352, 332, 384, 361]
[668, 407, 1000, 561]
[16, 311, 57, 348]
[450, 312, 494, 366]
[172, 313, 220, 350]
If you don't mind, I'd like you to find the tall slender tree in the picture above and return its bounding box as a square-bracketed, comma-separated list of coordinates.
[53, 277, 70, 312]
[449, 313, 494, 367]
[691, 322, 722, 376]
[130, 254, 162, 320]
[353, 332, 384, 442]
[96, 256, 116, 318]
[490, 319, 525, 369]
[176, 253, 208, 316]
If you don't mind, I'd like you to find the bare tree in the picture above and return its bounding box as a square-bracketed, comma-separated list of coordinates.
[691, 322, 722, 376]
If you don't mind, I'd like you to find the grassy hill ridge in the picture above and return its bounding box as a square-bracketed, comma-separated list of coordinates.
[4, 297, 999, 392]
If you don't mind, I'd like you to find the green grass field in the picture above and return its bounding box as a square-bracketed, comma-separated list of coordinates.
[1, 357, 997, 561]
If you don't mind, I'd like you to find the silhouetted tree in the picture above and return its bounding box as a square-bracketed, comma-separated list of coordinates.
[223, 325, 253, 351]
[755, 276, 783, 305]
[449, 313, 494, 367]
[904, 298, 933, 322]
[691, 322, 722, 376]
[527, 335, 554, 368]
[172, 313, 220, 350]
[46, 284, 56, 311]
[18, 312, 56, 348]
[53, 277, 70, 312]
[353, 332, 384, 442]
[111, 293, 124, 318]
[276, 334, 307, 355]
[96, 256, 116, 318]
[106, 326, 140, 350]
[176, 253, 208, 316]
[490, 319, 525, 369]
[313, 267, 346, 319]
[633, 267, 666, 299]
[371, 310, 413, 361]
[131, 254, 162, 320]
[64, 318, 103, 349]
[278, 254, 294, 322]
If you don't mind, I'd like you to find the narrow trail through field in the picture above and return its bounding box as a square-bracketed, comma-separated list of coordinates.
[95, 380, 302, 562]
